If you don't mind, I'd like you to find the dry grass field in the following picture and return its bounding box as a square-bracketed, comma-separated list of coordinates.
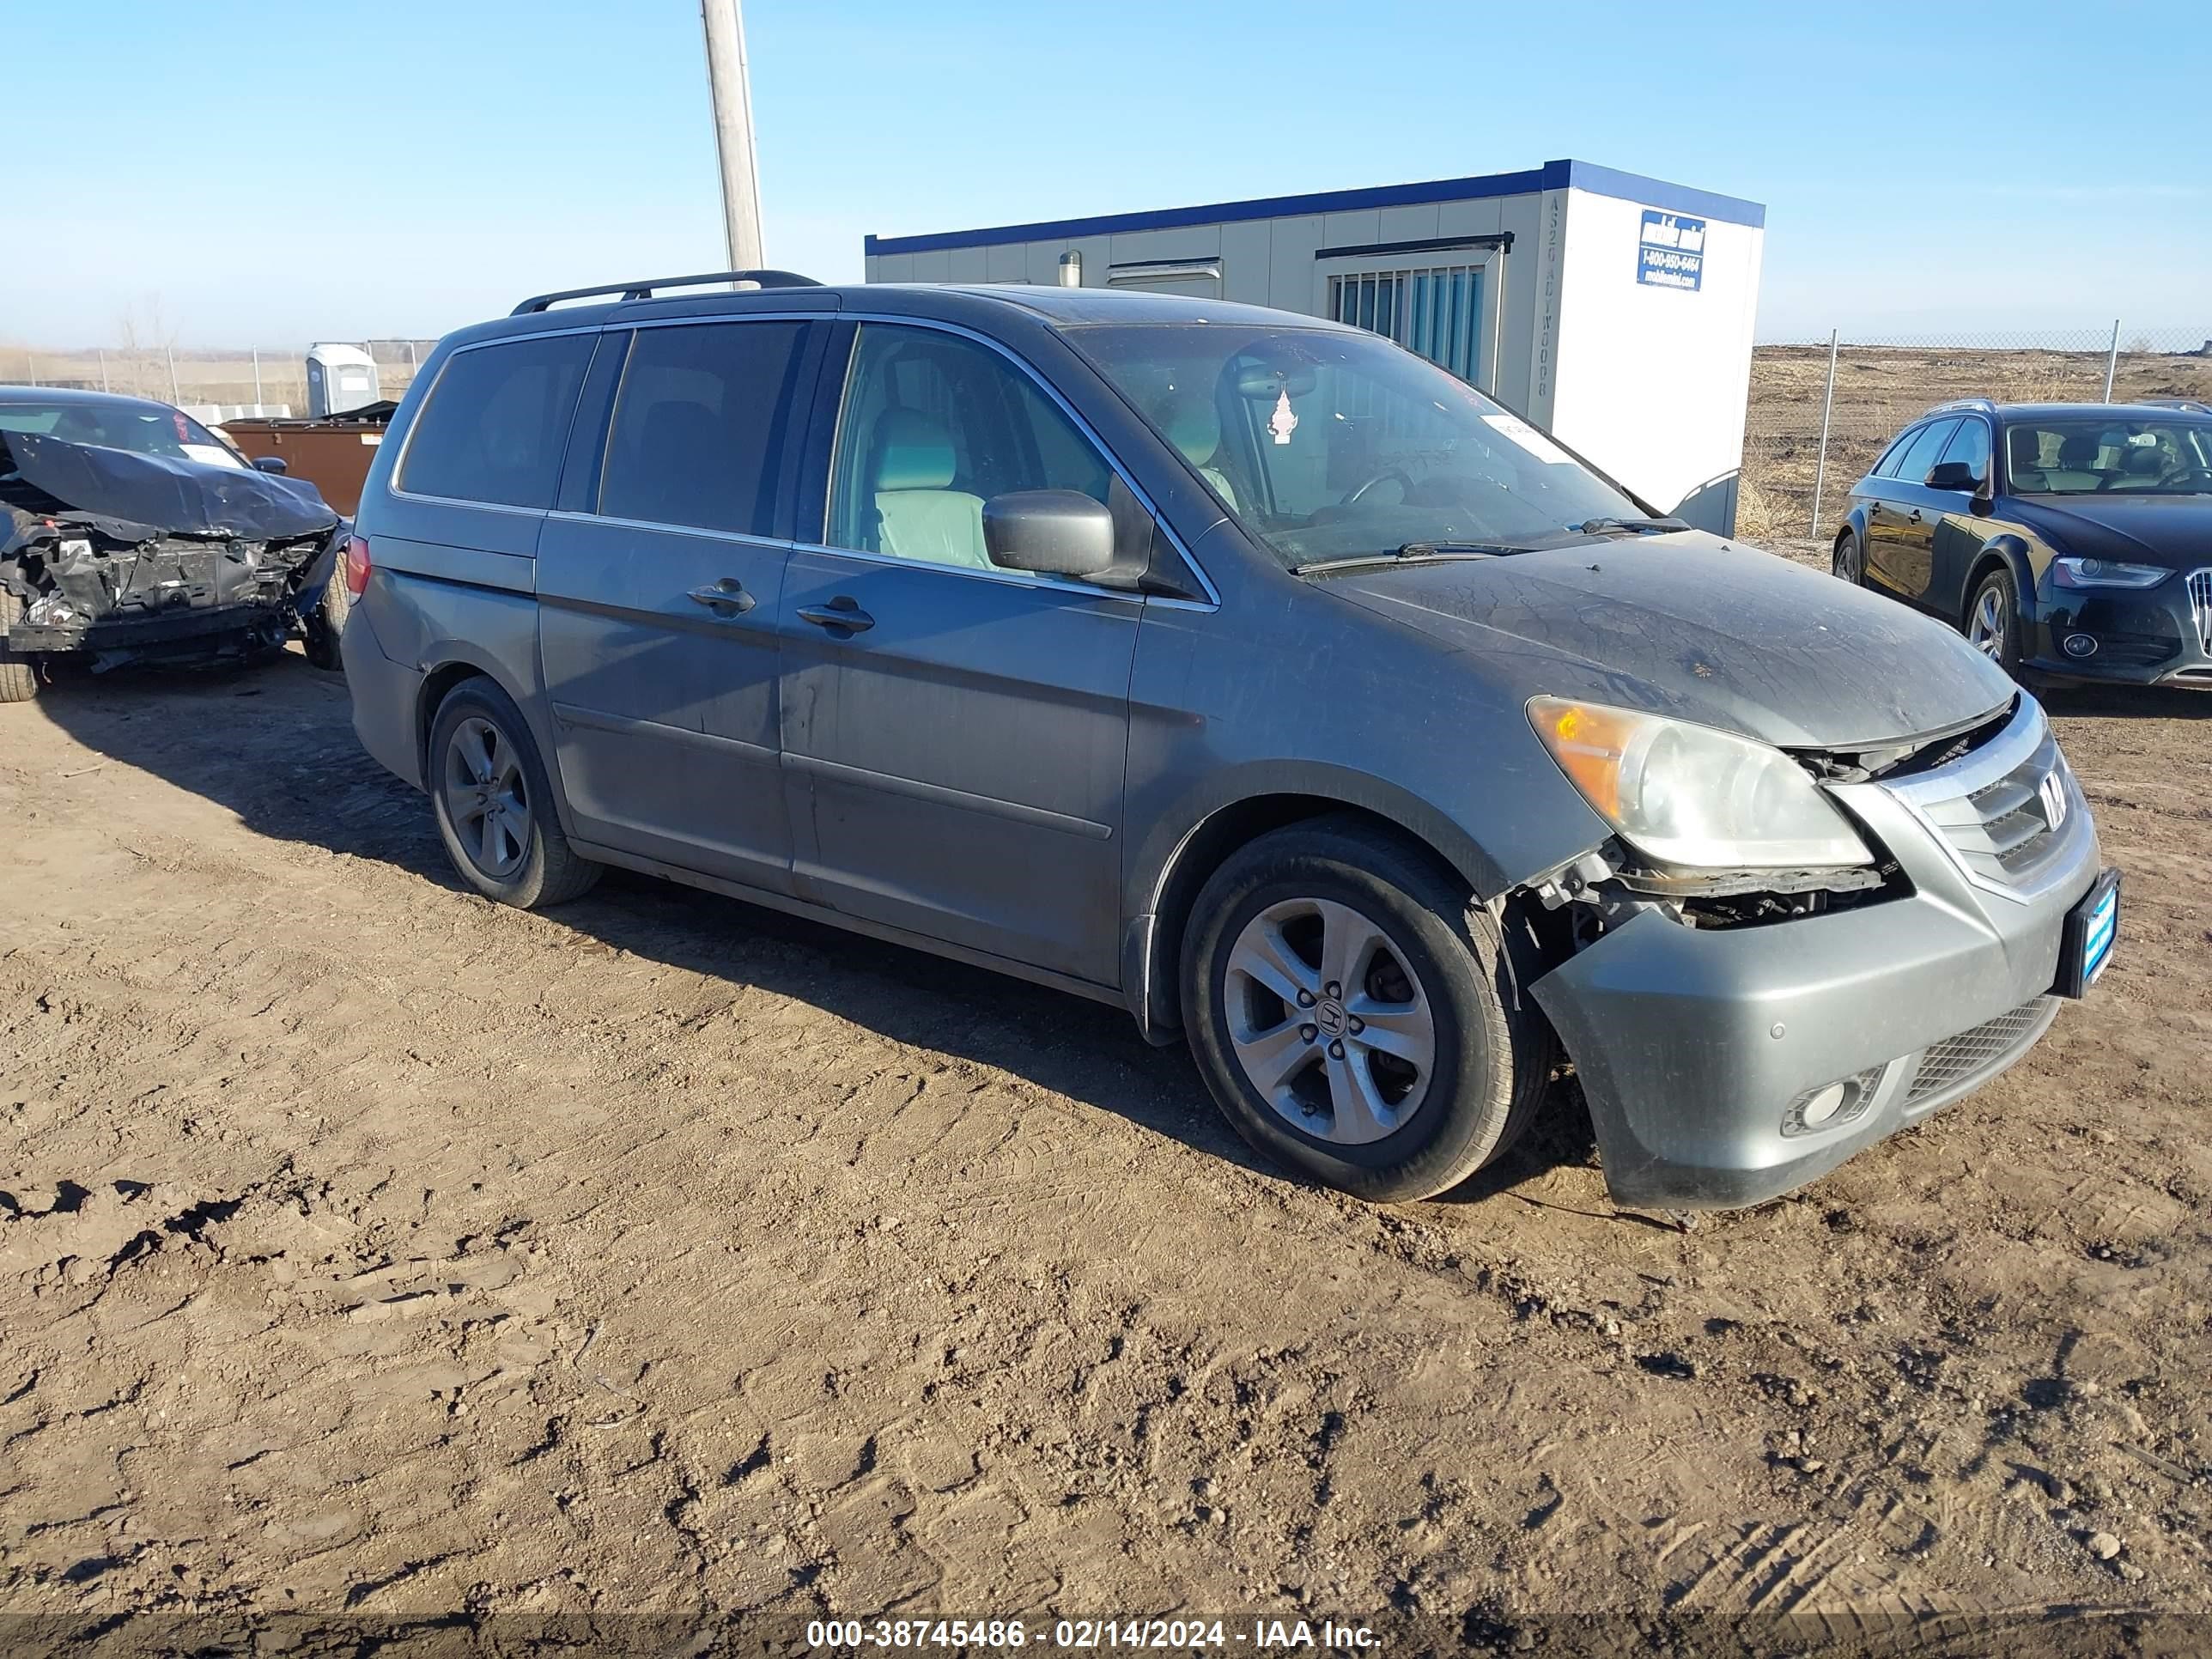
[1738, 343, 2212, 542]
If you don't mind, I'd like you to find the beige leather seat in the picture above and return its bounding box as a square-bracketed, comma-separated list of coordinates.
[867, 410, 991, 568]
[2039, 430, 2106, 493]
[1163, 397, 1239, 511]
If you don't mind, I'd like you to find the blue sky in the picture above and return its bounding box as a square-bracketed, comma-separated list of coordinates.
[8, 0, 2207, 348]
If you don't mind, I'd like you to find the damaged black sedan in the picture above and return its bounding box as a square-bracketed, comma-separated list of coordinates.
[0, 387, 347, 702]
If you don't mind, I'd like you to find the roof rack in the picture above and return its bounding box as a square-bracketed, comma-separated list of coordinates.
[2139, 398, 2211, 414]
[1926, 397, 1998, 416]
[511, 269, 823, 316]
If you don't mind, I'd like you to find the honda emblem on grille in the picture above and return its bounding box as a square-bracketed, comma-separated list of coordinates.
[2039, 769, 2069, 830]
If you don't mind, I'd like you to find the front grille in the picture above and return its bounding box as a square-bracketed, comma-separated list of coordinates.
[1905, 997, 2054, 1106]
[1914, 724, 2073, 887]
[2190, 568, 2212, 654]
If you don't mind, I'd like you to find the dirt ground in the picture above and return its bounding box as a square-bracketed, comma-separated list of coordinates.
[3, 566, 2210, 1652]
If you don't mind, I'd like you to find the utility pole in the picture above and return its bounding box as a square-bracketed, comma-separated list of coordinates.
[699, 0, 765, 271]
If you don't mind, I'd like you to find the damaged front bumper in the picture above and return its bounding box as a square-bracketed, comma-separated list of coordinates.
[9, 594, 304, 658]
[1531, 697, 2104, 1209]
[2, 426, 338, 671]
[6, 531, 332, 663]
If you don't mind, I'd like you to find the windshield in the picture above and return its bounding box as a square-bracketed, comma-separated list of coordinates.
[1067, 323, 1642, 568]
[0, 400, 243, 470]
[2002, 416, 2212, 496]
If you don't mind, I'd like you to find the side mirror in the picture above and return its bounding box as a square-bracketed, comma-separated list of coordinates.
[252, 455, 289, 475]
[1925, 460, 1979, 493]
[982, 489, 1116, 578]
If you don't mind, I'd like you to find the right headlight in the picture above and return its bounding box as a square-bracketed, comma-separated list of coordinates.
[2049, 556, 2169, 590]
[1528, 697, 1875, 872]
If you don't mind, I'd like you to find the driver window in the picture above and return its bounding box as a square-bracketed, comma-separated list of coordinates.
[1937, 418, 1990, 489]
[826, 324, 1124, 572]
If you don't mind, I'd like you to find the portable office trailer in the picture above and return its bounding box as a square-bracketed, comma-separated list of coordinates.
[865, 160, 1765, 534]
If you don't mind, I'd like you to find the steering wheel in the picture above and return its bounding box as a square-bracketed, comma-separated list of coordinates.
[1344, 467, 1416, 507]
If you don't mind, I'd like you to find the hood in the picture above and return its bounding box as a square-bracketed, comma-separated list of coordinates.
[0, 429, 337, 542]
[1323, 533, 2014, 750]
[2008, 492, 2212, 568]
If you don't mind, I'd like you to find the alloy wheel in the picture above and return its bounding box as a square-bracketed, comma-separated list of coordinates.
[442, 715, 531, 879]
[1223, 896, 1436, 1145]
[1968, 586, 2008, 659]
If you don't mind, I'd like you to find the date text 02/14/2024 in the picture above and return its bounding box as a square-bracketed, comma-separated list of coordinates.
[805, 1620, 1383, 1650]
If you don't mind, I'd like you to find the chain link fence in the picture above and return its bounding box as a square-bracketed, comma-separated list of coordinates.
[13, 325, 2212, 532]
[1, 340, 438, 418]
[1740, 325, 2212, 545]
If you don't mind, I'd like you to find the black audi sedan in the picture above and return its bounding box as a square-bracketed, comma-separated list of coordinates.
[1833, 398, 2212, 688]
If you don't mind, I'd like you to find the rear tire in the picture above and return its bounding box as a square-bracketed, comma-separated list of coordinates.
[1965, 566, 2023, 679]
[302, 577, 349, 671]
[427, 678, 601, 908]
[1181, 815, 1553, 1203]
[1832, 530, 1865, 586]
[0, 588, 37, 703]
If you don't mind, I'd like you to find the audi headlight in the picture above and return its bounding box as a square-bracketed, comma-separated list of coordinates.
[2050, 556, 2168, 590]
[1528, 697, 1874, 872]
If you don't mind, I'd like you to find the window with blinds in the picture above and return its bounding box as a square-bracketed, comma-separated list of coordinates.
[1328, 265, 1485, 383]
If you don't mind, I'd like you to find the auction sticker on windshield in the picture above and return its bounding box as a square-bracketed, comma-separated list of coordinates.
[1481, 412, 1574, 466]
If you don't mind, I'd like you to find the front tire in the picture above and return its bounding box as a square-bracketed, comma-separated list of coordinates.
[1965, 566, 2023, 679]
[0, 588, 36, 703]
[1181, 816, 1552, 1203]
[427, 678, 601, 908]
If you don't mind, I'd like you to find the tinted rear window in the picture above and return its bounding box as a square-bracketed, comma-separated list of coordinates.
[1871, 428, 1920, 479]
[598, 321, 811, 535]
[1893, 418, 1960, 486]
[399, 334, 594, 508]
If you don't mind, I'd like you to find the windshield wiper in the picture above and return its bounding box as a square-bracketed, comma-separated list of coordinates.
[1291, 541, 1529, 576]
[1575, 515, 1691, 538]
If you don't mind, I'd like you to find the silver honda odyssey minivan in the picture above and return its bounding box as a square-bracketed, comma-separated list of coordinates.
[339, 271, 2117, 1209]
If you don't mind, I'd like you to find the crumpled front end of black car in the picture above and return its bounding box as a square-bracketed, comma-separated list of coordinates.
[0, 429, 342, 673]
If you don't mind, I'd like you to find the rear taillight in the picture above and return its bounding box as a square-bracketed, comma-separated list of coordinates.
[343, 534, 372, 597]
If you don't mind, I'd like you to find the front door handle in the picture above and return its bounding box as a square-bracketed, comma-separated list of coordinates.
[797, 597, 874, 634]
[687, 578, 756, 616]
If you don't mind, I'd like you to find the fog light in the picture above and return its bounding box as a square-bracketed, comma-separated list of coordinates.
[1799, 1083, 1847, 1126]
[2063, 634, 2098, 659]
[1781, 1066, 1886, 1138]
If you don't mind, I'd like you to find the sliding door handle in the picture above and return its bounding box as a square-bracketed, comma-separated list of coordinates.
[797, 598, 874, 634]
[686, 578, 756, 616]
